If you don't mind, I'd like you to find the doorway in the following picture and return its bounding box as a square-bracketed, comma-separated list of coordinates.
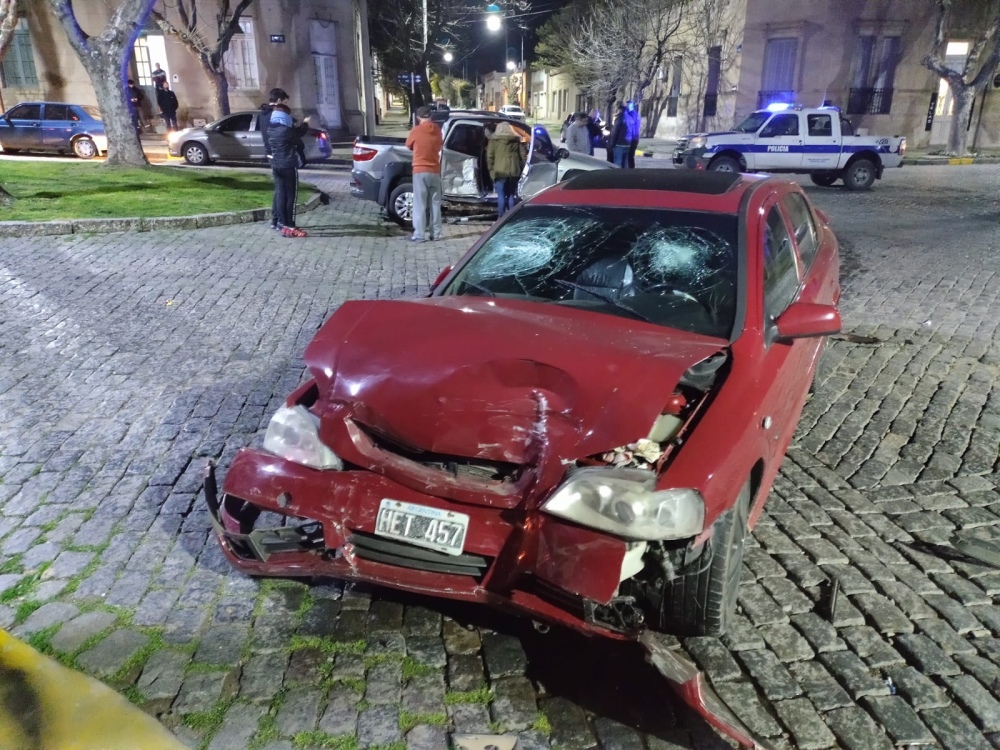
[310, 20, 342, 129]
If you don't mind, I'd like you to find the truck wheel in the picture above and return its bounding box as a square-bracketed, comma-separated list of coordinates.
[708, 156, 740, 173]
[843, 159, 876, 191]
[387, 182, 414, 227]
[810, 173, 839, 187]
[658, 481, 750, 637]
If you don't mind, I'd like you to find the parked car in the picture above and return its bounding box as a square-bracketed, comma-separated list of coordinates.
[203, 169, 841, 640]
[350, 109, 614, 226]
[167, 111, 331, 167]
[498, 104, 526, 121]
[0, 102, 107, 159]
[673, 103, 905, 190]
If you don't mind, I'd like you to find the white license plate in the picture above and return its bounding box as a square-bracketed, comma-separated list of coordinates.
[374, 499, 469, 556]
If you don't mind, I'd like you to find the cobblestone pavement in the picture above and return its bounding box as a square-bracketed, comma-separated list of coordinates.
[0, 165, 998, 750]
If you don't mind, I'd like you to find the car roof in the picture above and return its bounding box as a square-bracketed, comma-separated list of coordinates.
[529, 169, 772, 213]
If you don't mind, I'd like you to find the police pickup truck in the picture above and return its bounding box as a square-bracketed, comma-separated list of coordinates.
[673, 104, 905, 190]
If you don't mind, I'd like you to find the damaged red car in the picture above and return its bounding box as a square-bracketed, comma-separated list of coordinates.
[205, 169, 840, 640]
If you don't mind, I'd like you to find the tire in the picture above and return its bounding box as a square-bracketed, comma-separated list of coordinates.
[843, 158, 876, 191]
[182, 142, 210, 166]
[72, 137, 98, 160]
[708, 155, 740, 173]
[810, 172, 839, 187]
[387, 182, 414, 227]
[659, 481, 751, 637]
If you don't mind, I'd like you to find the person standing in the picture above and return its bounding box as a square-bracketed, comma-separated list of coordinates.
[157, 82, 179, 132]
[609, 103, 630, 168]
[126, 79, 146, 135]
[267, 104, 309, 237]
[565, 112, 592, 155]
[151, 63, 167, 91]
[487, 121, 527, 218]
[404, 105, 443, 242]
[260, 88, 290, 158]
[624, 100, 641, 168]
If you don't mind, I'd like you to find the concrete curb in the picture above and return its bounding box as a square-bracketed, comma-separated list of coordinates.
[0, 188, 324, 239]
[903, 155, 1000, 166]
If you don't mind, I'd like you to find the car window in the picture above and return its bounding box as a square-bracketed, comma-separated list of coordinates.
[734, 112, 770, 133]
[807, 114, 832, 137]
[8, 104, 41, 120]
[760, 114, 799, 138]
[442, 205, 740, 339]
[840, 116, 854, 136]
[446, 123, 486, 157]
[217, 114, 253, 133]
[781, 193, 819, 268]
[763, 207, 800, 321]
[44, 104, 73, 121]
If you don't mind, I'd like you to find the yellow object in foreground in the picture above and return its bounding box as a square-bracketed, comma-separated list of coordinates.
[0, 629, 188, 750]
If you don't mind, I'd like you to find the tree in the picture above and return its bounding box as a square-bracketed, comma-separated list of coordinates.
[151, 0, 255, 117]
[48, 0, 155, 166]
[0, 0, 17, 204]
[923, 0, 1000, 155]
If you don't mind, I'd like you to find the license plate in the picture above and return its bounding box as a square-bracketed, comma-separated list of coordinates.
[374, 499, 469, 556]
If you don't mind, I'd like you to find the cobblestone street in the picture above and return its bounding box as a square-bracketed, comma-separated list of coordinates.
[1, 164, 999, 750]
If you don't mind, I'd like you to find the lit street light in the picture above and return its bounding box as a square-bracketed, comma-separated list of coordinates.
[506, 60, 515, 71]
[444, 51, 454, 62]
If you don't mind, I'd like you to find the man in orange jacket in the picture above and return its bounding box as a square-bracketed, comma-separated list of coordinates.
[404, 105, 443, 242]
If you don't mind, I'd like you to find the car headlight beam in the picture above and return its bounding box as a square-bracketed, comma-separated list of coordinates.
[688, 136, 707, 149]
[262, 405, 342, 470]
[542, 467, 704, 541]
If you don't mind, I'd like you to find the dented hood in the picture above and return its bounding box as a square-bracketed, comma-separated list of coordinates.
[305, 298, 724, 464]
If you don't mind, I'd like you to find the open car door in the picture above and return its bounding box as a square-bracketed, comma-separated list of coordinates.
[441, 121, 486, 199]
[517, 125, 559, 200]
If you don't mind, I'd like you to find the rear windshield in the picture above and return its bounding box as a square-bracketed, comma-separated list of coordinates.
[441, 205, 739, 339]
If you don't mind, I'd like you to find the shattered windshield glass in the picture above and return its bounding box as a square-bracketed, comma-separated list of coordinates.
[733, 112, 769, 133]
[442, 205, 739, 338]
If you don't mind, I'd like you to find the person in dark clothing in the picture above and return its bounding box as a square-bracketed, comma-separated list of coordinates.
[157, 82, 179, 132]
[624, 100, 641, 168]
[151, 63, 167, 90]
[126, 79, 145, 135]
[609, 104, 630, 168]
[260, 88, 290, 158]
[267, 104, 310, 237]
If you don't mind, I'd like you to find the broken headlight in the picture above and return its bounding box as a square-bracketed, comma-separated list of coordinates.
[262, 405, 342, 470]
[542, 467, 704, 541]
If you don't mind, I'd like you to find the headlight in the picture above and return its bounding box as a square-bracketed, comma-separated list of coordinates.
[542, 467, 704, 540]
[688, 136, 707, 149]
[167, 130, 188, 147]
[262, 405, 342, 470]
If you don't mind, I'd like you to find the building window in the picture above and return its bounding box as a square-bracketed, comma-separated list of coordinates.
[847, 35, 899, 115]
[224, 18, 260, 90]
[133, 36, 153, 86]
[703, 46, 722, 117]
[667, 56, 682, 117]
[0, 21, 38, 88]
[758, 37, 797, 108]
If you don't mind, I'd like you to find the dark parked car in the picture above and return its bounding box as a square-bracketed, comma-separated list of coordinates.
[0, 102, 107, 159]
[204, 169, 840, 642]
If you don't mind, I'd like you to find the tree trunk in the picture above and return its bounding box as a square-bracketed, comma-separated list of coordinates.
[88, 47, 148, 166]
[201, 57, 231, 117]
[948, 85, 977, 156]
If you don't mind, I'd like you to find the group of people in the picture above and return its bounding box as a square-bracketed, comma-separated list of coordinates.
[562, 100, 642, 168]
[125, 63, 179, 136]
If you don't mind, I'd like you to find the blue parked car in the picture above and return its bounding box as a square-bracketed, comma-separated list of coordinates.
[0, 101, 108, 159]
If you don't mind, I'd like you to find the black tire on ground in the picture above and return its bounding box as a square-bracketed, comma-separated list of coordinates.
[810, 172, 839, 187]
[73, 137, 98, 160]
[659, 480, 751, 637]
[387, 182, 414, 227]
[708, 155, 741, 173]
[843, 158, 877, 191]
[182, 142, 210, 166]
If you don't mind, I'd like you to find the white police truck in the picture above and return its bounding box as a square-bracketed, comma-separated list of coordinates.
[673, 104, 906, 190]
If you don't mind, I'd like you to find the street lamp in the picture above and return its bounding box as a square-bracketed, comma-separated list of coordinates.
[486, 3, 502, 31]
[444, 51, 454, 63]
[506, 60, 515, 71]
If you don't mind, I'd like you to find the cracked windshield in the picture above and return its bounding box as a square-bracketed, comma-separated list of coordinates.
[442, 205, 739, 339]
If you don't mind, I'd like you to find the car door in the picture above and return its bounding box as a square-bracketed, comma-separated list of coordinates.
[250, 113, 268, 158]
[1, 103, 43, 151]
[41, 104, 76, 150]
[518, 124, 559, 199]
[755, 113, 804, 170]
[440, 121, 486, 199]
[205, 113, 255, 160]
[802, 112, 840, 170]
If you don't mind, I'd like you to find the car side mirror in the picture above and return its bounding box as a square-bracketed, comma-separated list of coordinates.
[430, 265, 453, 293]
[774, 302, 841, 342]
[555, 147, 570, 160]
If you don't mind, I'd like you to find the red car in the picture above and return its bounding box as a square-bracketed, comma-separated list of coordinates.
[205, 169, 840, 640]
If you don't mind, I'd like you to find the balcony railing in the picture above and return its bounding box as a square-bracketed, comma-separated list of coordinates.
[757, 90, 796, 109]
[847, 87, 894, 115]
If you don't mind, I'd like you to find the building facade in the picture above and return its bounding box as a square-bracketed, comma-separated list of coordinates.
[0, 0, 375, 135]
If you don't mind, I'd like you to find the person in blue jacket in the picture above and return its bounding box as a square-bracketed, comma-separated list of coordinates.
[267, 104, 309, 237]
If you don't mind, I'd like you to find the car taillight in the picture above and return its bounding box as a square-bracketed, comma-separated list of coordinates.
[318, 132, 328, 141]
[354, 143, 378, 161]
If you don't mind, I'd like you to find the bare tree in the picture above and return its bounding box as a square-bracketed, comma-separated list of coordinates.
[923, 0, 1000, 155]
[48, 0, 155, 166]
[151, 0, 255, 117]
[0, 0, 18, 203]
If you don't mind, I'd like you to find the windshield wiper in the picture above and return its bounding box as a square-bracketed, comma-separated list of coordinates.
[554, 279, 655, 324]
[460, 280, 496, 297]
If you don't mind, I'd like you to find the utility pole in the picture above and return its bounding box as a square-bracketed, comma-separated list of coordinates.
[423, 0, 429, 98]
[357, 0, 376, 134]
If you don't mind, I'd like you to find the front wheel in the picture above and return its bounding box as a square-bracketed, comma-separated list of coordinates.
[182, 142, 210, 166]
[658, 481, 751, 637]
[386, 182, 414, 227]
[810, 172, 839, 187]
[843, 159, 876, 191]
[708, 156, 740, 173]
[72, 137, 98, 160]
